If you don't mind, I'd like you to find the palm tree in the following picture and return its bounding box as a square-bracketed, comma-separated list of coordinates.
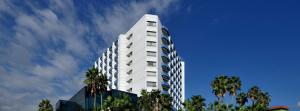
[98, 73, 108, 109]
[84, 67, 108, 109]
[227, 76, 241, 104]
[247, 86, 261, 106]
[160, 94, 172, 111]
[236, 92, 248, 111]
[101, 94, 135, 111]
[38, 99, 53, 111]
[183, 95, 206, 111]
[211, 75, 229, 103]
[256, 92, 271, 110]
[138, 89, 151, 111]
[191, 95, 206, 111]
[150, 90, 161, 111]
[183, 99, 195, 111]
[247, 86, 272, 110]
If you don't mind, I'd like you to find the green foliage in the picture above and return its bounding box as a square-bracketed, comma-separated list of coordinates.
[227, 76, 241, 96]
[183, 95, 206, 111]
[100, 94, 136, 111]
[211, 75, 229, 103]
[247, 86, 271, 111]
[183, 75, 271, 111]
[84, 67, 108, 109]
[38, 99, 53, 111]
[236, 92, 248, 106]
[138, 89, 172, 111]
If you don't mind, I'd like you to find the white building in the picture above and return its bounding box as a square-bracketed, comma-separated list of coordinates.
[94, 14, 185, 110]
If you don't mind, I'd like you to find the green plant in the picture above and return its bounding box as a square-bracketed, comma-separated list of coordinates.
[38, 99, 53, 111]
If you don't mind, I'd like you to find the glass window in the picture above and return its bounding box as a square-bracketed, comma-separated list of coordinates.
[147, 81, 156, 87]
[127, 33, 133, 40]
[127, 69, 133, 75]
[127, 51, 133, 57]
[127, 88, 132, 92]
[147, 71, 156, 77]
[147, 51, 156, 57]
[147, 21, 156, 27]
[127, 60, 133, 66]
[147, 61, 156, 67]
[127, 42, 133, 48]
[162, 28, 170, 37]
[146, 41, 156, 47]
[147, 31, 156, 37]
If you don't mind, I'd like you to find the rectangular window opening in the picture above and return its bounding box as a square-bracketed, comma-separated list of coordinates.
[147, 71, 156, 77]
[147, 81, 156, 87]
[147, 21, 156, 27]
[147, 51, 156, 57]
[147, 61, 156, 67]
[147, 31, 156, 37]
[146, 41, 156, 47]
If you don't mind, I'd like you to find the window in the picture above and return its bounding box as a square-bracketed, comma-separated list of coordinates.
[147, 21, 156, 27]
[127, 33, 133, 40]
[127, 88, 132, 92]
[147, 81, 156, 87]
[161, 37, 170, 45]
[127, 51, 133, 57]
[146, 41, 156, 47]
[127, 69, 133, 75]
[147, 51, 156, 57]
[127, 42, 133, 48]
[127, 60, 133, 66]
[147, 61, 156, 67]
[127, 78, 133, 83]
[162, 28, 170, 36]
[147, 31, 156, 37]
[147, 71, 156, 77]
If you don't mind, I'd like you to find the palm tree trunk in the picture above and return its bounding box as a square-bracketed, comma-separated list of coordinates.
[101, 93, 103, 110]
[94, 93, 96, 109]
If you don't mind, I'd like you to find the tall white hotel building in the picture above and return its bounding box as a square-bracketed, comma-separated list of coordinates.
[94, 14, 185, 110]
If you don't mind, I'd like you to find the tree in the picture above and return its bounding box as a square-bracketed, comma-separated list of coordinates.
[150, 90, 161, 111]
[38, 99, 53, 111]
[211, 75, 229, 103]
[84, 67, 108, 109]
[101, 94, 136, 111]
[247, 86, 261, 106]
[160, 94, 172, 111]
[247, 86, 271, 111]
[138, 89, 172, 111]
[98, 73, 108, 109]
[183, 95, 206, 111]
[227, 76, 241, 104]
[138, 89, 151, 111]
[236, 92, 248, 111]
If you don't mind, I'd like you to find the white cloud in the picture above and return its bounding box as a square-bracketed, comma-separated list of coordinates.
[0, 0, 179, 110]
[297, 101, 300, 108]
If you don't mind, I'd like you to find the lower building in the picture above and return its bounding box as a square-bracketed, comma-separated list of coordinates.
[55, 86, 138, 111]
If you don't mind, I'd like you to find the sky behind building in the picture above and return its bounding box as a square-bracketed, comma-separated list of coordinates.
[0, 0, 299, 110]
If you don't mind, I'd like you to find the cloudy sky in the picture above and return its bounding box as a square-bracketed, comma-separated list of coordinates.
[1, 0, 300, 111]
[0, 0, 179, 110]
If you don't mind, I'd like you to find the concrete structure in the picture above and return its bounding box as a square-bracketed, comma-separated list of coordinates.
[94, 14, 185, 110]
[56, 86, 137, 111]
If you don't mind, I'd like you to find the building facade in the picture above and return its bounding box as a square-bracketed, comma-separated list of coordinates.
[94, 14, 185, 110]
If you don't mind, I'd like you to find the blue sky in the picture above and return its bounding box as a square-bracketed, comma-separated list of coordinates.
[0, 0, 299, 110]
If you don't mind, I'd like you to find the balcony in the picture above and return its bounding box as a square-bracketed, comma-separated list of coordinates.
[162, 82, 170, 91]
[161, 65, 170, 73]
[161, 73, 170, 82]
